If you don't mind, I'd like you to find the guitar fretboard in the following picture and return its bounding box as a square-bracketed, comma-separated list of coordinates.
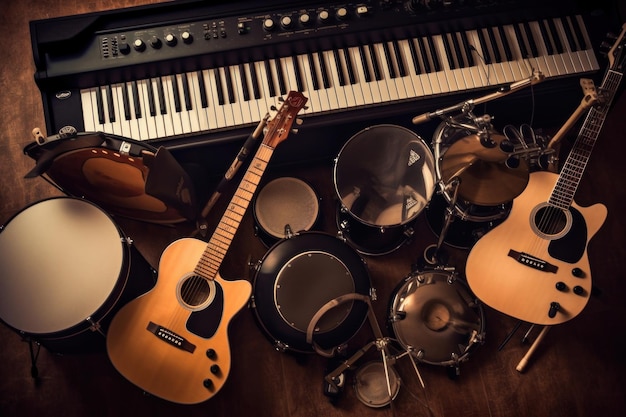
[549, 68, 623, 209]
[195, 145, 273, 279]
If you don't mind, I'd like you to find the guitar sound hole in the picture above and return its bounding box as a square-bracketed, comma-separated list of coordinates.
[180, 275, 211, 307]
[532, 205, 571, 239]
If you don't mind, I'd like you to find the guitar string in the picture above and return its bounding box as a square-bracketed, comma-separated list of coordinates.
[528, 68, 620, 274]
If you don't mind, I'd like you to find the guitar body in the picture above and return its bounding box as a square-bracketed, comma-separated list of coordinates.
[106, 238, 252, 404]
[465, 171, 606, 325]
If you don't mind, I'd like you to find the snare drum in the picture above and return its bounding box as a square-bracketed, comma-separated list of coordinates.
[253, 177, 320, 247]
[252, 231, 372, 354]
[334, 125, 435, 255]
[388, 270, 484, 367]
[0, 197, 155, 353]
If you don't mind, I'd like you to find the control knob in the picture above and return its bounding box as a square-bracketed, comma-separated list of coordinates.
[181, 31, 193, 44]
[165, 33, 177, 46]
[133, 39, 146, 52]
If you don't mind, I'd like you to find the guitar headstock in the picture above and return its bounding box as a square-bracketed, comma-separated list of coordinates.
[263, 91, 308, 149]
[606, 23, 626, 73]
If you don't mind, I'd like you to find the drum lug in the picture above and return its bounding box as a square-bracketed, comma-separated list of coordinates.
[121, 236, 133, 246]
[273, 341, 289, 353]
[85, 316, 103, 335]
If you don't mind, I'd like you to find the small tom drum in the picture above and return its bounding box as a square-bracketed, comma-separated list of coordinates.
[0, 197, 155, 353]
[252, 231, 371, 354]
[334, 125, 435, 255]
[253, 177, 320, 247]
[388, 270, 484, 367]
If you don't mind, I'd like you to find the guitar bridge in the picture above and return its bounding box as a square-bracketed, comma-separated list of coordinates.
[147, 321, 196, 353]
[508, 249, 558, 273]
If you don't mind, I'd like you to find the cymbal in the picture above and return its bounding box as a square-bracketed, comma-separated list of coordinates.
[440, 133, 529, 206]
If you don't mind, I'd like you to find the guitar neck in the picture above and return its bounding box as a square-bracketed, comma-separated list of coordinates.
[194, 144, 274, 280]
[550, 69, 623, 209]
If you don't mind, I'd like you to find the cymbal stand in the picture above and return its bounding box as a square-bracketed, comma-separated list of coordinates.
[424, 177, 461, 265]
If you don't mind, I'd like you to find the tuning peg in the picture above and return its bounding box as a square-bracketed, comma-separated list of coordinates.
[270, 105, 278, 111]
[295, 118, 304, 125]
[291, 129, 299, 134]
[278, 96, 285, 102]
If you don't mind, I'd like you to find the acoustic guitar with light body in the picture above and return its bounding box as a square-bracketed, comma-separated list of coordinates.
[466, 25, 626, 325]
[106, 91, 308, 404]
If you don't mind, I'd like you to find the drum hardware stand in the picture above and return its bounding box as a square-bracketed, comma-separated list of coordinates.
[312, 294, 426, 407]
[424, 177, 461, 265]
[192, 113, 269, 238]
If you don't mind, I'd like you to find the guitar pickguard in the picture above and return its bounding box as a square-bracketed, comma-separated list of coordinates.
[186, 281, 224, 338]
[548, 206, 587, 263]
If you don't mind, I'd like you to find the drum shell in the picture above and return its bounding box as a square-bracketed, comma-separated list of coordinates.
[252, 177, 321, 247]
[333, 124, 435, 229]
[0, 197, 155, 353]
[388, 270, 484, 366]
[252, 231, 371, 354]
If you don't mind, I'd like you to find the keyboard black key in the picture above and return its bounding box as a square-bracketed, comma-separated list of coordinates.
[197, 71, 208, 108]
[441, 33, 456, 69]
[382, 42, 396, 78]
[451, 33, 465, 68]
[487, 27, 502, 63]
[106, 84, 115, 122]
[392, 40, 406, 77]
[317, 51, 330, 88]
[343, 48, 356, 84]
[514, 23, 530, 58]
[426, 36, 441, 72]
[419, 37, 432, 73]
[214, 69, 225, 105]
[292, 55, 303, 92]
[249, 63, 261, 99]
[368, 44, 382, 81]
[131, 81, 141, 119]
[182, 73, 192, 110]
[358, 45, 371, 82]
[460, 31, 475, 66]
[224, 67, 235, 103]
[122, 82, 131, 120]
[407, 38, 421, 74]
[560, 16, 578, 52]
[171, 75, 181, 112]
[522, 22, 539, 57]
[569, 15, 587, 50]
[95, 86, 105, 124]
[497, 26, 513, 61]
[238, 64, 250, 101]
[274, 58, 287, 95]
[547, 19, 564, 54]
[307, 53, 320, 90]
[477, 28, 492, 64]
[264, 60, 276, 97]
[538, 20, 553, 55]
[333, 49, 345, 86]
[156, 78, 166, 115]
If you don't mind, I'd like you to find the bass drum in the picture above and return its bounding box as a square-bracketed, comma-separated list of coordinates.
[388, 270, 484, 367]
[252, 231, 371, 354]
[428, 116, 512, 248]
[0, 197, 155, 353]
[253, 177, 320, 247]
[334, 125, 435, 255]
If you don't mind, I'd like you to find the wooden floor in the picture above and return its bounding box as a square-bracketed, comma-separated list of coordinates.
[1, 1, 626, 416]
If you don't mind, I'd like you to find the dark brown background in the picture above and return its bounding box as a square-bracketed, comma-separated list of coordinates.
[1, 1, 625, 416]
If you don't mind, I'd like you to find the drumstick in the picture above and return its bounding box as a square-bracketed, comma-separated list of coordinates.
[516, 326, 551, 372]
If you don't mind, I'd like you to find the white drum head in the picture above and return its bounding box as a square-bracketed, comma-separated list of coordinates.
[0, 198, 124, 335]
